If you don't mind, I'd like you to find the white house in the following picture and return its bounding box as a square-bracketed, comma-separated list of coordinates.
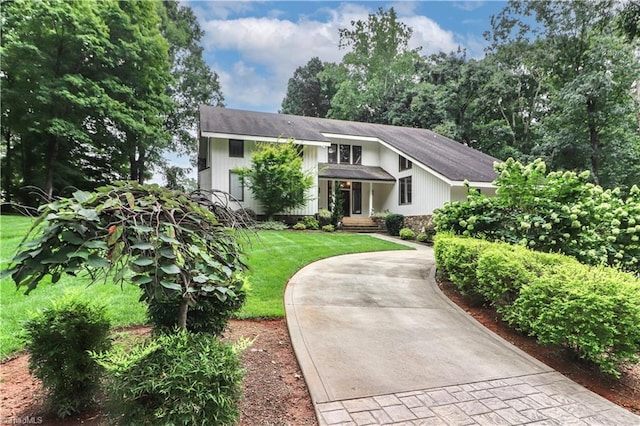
[198, 106, 498, 225]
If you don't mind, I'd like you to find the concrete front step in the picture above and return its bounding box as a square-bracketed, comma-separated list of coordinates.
[341, 226, 382, 233]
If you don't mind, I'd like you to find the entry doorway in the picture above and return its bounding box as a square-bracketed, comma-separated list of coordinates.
[341, 189, 350, 217]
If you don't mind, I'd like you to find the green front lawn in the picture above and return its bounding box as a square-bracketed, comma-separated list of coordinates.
[0, 216, 409, 360]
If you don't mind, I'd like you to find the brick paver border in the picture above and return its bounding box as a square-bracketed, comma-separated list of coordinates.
[315, 372, 640, 425]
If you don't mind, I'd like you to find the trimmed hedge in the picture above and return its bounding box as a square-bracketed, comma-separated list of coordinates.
[507, 265, 640, 376]
[434, 234, 640, 376]
[434, 235, 489, 296]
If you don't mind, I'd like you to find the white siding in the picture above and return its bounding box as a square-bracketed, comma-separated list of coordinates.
[377, 145, 452, 215]
[202, 137, 319, 216]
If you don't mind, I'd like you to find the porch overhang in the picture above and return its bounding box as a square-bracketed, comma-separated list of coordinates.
[318, 163, 395, 183]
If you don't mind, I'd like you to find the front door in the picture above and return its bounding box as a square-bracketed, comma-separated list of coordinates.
[341, 189, 350, 217]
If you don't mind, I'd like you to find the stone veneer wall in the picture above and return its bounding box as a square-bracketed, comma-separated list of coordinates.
[403, 215, 434, 234]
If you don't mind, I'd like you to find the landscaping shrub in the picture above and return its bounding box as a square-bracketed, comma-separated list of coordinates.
[506, 265, 640, 376]
[147, 282, 246, 335]
[433, 234, 488, 296]
[436, 233, 640, 376]
[399, 228, 416, 240]
[23, 295, 111, 418]
[474, 244, 577, 312]
[95, 331, 243, 425]
[292, 222, 306, 230]
[433, 158, 640, 273]
[254, 220, 288, 230]
[385, 213, 405, 236]
[301, 216, 319, 230]
[416, 233, 428, 243]
[322, 224, 335, 232]
[317, 209, 332, 227]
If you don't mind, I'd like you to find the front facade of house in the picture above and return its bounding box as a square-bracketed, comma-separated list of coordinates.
[198, 106, 499, 220]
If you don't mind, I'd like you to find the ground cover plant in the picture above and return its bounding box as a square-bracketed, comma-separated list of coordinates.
[0, 215, 409, 359]
[434, 233, 640, 377]
[434, 158, 640, 273]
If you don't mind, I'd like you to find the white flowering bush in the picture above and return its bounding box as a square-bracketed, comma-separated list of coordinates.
[434, 158, 640, 273]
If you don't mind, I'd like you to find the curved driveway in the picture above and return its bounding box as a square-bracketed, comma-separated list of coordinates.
[285, 236, 640, 425]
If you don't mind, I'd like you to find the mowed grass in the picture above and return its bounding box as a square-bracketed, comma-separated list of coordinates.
[0, 215, 410, 360]
[239, 230, 411, 318]
[0, 216, 145, 360]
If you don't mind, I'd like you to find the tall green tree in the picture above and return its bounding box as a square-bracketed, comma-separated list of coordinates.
[1, 0, 216, 204]
[328, 7, 423, 124]
[1, 0, 117, 201]
[235, 141, 313, 220]
[488, 0, 640, 191]
[100, 0, 173, 184]
[280, 57, 335, 117]
[158, 1, 224, 158]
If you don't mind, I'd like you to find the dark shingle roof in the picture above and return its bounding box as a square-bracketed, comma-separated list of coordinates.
[318, 163, 395, 182]
[200, 106, 499, 183]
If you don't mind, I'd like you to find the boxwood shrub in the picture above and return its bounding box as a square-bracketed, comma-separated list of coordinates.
[434, 234, 489, 296]
[385, 213, 405, 236]
[506, 265, 640, 376]
[475, 244, 578, 313]
[399, 228, 416, 240]
[434, 234, 640, 376]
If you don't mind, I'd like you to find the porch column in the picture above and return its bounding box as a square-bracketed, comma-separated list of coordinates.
[368, 182, 374, 216]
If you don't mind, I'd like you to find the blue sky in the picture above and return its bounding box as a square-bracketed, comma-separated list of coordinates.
[186, 1, 508, 113]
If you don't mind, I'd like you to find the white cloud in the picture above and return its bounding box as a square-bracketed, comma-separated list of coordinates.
[197, 3, 471, 112]
[452, 1, 486, 12]
[403, 15, 460, 54]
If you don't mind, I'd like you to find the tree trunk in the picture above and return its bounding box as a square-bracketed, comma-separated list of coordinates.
[2, 128, 12, 203]
[44, 134, 60, 201]
[178, 297, 189, 330]
[129, 152, 137, 182]
[137, 145, 146, 184]
[586, 98, 600, 185]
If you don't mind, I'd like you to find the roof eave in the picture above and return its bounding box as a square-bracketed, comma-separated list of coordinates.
[201, 131, 331, 147]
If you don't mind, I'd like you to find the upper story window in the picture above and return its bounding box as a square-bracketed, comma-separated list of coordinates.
[352, 146, 362, 165]
[340, 144, 351, 163]
[399, 155, 412, 171]
[229, 139, 244, 158]
[328, 144, 337, 163]
[328, 144, 362, 165]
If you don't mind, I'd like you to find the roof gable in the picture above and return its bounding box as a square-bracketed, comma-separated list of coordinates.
[200, 105, 499, 183]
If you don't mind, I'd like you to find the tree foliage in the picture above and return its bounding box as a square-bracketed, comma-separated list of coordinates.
[434, 158, 640, 273]
[328, 7, 422, 124]
[280, 57, 335, 117]
[0, 0, 222, 205]
[1, 182, 250, 330]
[235, 141, 314, 220]
[159, 1, 224, 158]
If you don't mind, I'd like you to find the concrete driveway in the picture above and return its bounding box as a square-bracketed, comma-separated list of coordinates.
[285, 236, 640, 425]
